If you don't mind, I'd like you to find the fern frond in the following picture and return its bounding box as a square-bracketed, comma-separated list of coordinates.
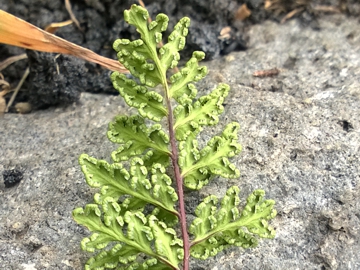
[169, 51, 208, 105]
[73, 198, 182, 270]
[79, 154, 178, 216]
[174, 83, 230, 141]
[74, 4, 277, 269]
[189, 187, 277, 259]
[110, 74, 167, 121]
[114, 4, 190, 87]
[178, 122, 242, 190]
[113, 5, 167, 86]
[107, 115, 170, 166]
[159, 17, 190, 70]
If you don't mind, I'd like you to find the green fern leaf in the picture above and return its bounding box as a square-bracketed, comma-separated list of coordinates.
[174, 83, 230, 141]
[83, 246, 139, 270]
[149, 207, 178, 228]
[169, 51, 208, 105]
[122, 4, 191, 77]
[114, 5, 168, 86]
[189, 187, 277, 259]
[79, 154, 178, 215]
[148, 215, 184, 266]
[110, 74, 167, 121]
[85, 251, 174, 270]
[74, 4, 277, 269]
[112, 39, 162, 87]
[107, 115, 170, 165]
[159, 17, 190, 70]
[73, 199, 143, 269]
[73, 198, 179, 269]
[95, 194, 178, 227]
[178, 122, 242, 190]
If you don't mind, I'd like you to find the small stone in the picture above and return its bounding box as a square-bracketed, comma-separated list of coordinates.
[3, 169, 23, 188]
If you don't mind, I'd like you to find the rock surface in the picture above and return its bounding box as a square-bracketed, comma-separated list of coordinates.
[1, 13, 360, 270]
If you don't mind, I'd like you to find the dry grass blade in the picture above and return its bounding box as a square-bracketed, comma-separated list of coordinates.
[44, 20, 73, 34]
[64, 0, 82, 31]
[138, 0, 146, 10]
[265, 0, 310, 16]
[0, 54, 28, 72]
[0, 80, 10, 90]
[0, 73, 10, 91]
[281, 7, 304, 23]
[0, 95, 6, 116]
[0, 73, 10, 116]
[313, 5, 341, 13]
[5, 67, 30, 113]
[0, 10, 128, 73]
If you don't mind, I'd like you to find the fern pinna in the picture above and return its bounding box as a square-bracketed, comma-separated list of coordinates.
[72, 4, 277, 270]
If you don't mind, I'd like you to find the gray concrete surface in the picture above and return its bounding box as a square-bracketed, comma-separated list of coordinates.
[1, 14, 360, 270]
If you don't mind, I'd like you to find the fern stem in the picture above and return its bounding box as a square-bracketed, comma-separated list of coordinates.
[164, 85, 190, 270]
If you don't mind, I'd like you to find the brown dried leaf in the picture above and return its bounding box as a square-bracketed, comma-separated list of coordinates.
[218, 26, 232, 40]
[253, 68, 280, 77]
[15, 102, 32, 114]
[0, 10, 128, 73]
[264, 0, 272, 10]
[235, 4, 251, 21]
